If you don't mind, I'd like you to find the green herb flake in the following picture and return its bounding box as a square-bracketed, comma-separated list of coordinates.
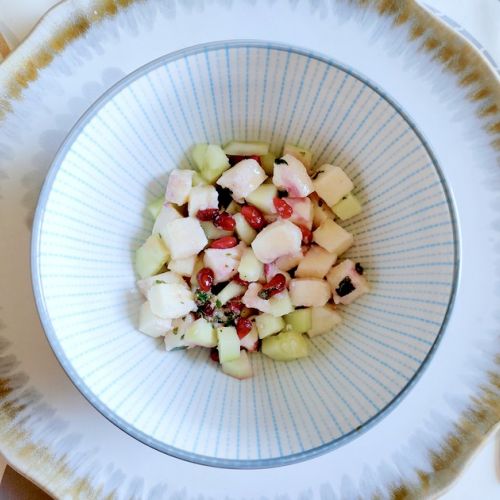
[155, 280, 166, 284]
[215, 299, 222, 308]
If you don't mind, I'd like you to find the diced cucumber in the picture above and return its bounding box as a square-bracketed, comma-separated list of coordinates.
[245, 184, 278, 214]
[262, 330, 310, 361]
[283, 144, 313, 173]
[217, 281, 246, 305]
[200, 221, 233, 240]
[308, 305, 342, 337]
[226, 200, 241, 215]
[284, 309, 312, 334]
[268, 290, 294, 317]
[260, 153, 276, 175]
[255, 313, 285, 339]
[222, 350, 253, 379]
[224, 141, 270, 156]
[135, 234, 170, 279]
[192, 143, 208, 170]
[202, 144, 230, 183]
[238, 248, 264, 282]
[192, 171, 207, 186]
[147, 196, 165, 219]
[217, 326, 241, 363]
[185, 318, 217, 347]
[331, 193, 362, 220]
[234, 213, 257, 244]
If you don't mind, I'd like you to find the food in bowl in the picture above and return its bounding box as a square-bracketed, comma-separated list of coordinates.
[135, 141, 370, 379]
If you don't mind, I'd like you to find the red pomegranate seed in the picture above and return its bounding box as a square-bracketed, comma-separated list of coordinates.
[236, 318, 253, 339]
[196, 208, 219, 221]
[203, 303, 215, 316]
[213, 212, 236, 231]
[228, 155, 261, 166]
[273, 197, 293, 218]
[239, 307, 253, 319]
[227, 297, 244, 315]
[241, 205, 266, 230]
[197, 267, 214, 291]
[209, 236, 238, 249]
[233, 273, 249, 286]
[299, 225, 313, 245]
[258, 273, 287, 300]
[210, 348, 219, 362]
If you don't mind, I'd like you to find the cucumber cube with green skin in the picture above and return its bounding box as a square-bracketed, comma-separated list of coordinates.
[260, 153, 276, 175]
[201, 144, 230, 183]
[223, 141, 270, 156]
[262, 330, 310, 361]
[192, 143, 208, 170]
[234, 213, 257, 244]
[255, 313, 285, 339]
[245, 184, 278, 214]
[135, 234, 170, 279]
[147, 196, 165, 219]
[308, 305, 342, 337]
[284, 309, 312, 334]
[222, 350, 253, 379]
[185, 318, 217, 347]
[332, 193, 362, 221]
[217, 326, 241, 363]
[200, 221, 233, 240]
[238, 247, 264, 282]
[217, 281, 246, 305]
[283, 144, 313, 174]
[268, 290, 294, 317]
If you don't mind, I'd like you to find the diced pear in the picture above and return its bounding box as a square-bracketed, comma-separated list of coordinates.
[152, 203, 182, 238]
[295, 245, 337, 279]
[222, 350, 253, 379]
[285, 197, 313, 229]
[217, 281, 246, 305]
[135, 234, 170, 279]
[273, 154, 313, 197]
[165, 169, 193, 205]
[311, 194, 335, 228]
[275, 251, 303, 272]
[138, 301, 172, 337]
[260, 153, 276, 175]
[147, 283, 196, 319]
[289, 279, 331, 307]
[190, 255, 205, 288]
[284, 308, 312, 334]
[255, 313, 285, 339]
[191, 143, 208, 170]
[262, 330, 310, 361]
[234, 213, 257, 244]
[238, 248, 264, 282]
[283, 144, 313, 173]
[242, 283, 271, 313]
[332, 193, 362, 221]
[147, 196, 165, 219]
[188, 185, 219, 217]
[224, 141, 270, 156]
[201, 144, 230, 183]
[268, 290, 294, 317]
[200, 221, 232, 240]
[217, 159, 267, 202]
[313, 219, 353, 255]
[326, 259, 370, 305]
[245, 184, 278, 214]
[185, 318, 217, 347]
[226, 200, 241, 215]
[163, 217, 207, 259]
[192, 171, 207, 186]
[217, 326, 241, 363]
[165, 314, 195, 351]
[313, 165, 353, 206]
[137, 271, 187, 297]
[251, 220, 302, 263]
[264, 263, 291, 284]
[167, 255, 196, 277]
[203, 242, 245, 283]
[239, 323, 259, 351]
[308, 305, 342, 337]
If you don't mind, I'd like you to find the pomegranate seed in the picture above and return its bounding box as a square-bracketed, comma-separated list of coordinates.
[227, 297, 244, 315]
[213, 212, 236, 231]
[210, 348, 219, 362]
[236, 318, 253, 339]
[209, 236, 238, 249]
[197, 267, 214, 291]
[299, 225, 313, 245]
[273, 197, 293, 218]
[241, 205, 266, 230]
[228, 155, 261, 166]
[203, 303, 215, 316]
[239, 307, 253, 319]
[258, 273, 287, 300]
[233, 273, 249, 286]
[196, 208, 219, 221]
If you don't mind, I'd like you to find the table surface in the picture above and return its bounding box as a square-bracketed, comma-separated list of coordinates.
[0, 0, 498, 498]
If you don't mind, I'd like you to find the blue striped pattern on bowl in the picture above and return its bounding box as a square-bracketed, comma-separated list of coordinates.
[32, 42, 458, 467]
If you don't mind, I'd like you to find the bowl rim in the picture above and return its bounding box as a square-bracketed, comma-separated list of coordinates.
[30, 39, 460, 469]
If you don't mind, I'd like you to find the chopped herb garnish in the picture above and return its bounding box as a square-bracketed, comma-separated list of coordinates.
[215, 299, 222, 308]
[336, 276, 355, 297]
[155, 280, 166, 284]
[195, 290, 210, 304]
[173, 327, 179, 335]
[355, 263, 364, 275]
[275, 158, 288, 165]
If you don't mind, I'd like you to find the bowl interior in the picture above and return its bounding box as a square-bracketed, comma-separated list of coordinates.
[33, 42, 457, 467]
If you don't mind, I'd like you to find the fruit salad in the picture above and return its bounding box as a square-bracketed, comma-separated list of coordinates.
[135, 141, 369, 379]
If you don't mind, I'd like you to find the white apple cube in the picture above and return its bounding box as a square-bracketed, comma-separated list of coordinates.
[312, 195, 335, 228]
[285, 197, 313, 229]
[295, 245, 337, 279]
[234, 213, 257, 244]
[242, 283, 271, 313]
[167, 255, 196, 277]
[255, 313, 285, 339]
[238, 247, 264, 282]
[163, 217, 207, 259]
[138, 301, 172, 337]
[313, 164, 354, 206]
[332, 193, 362, 221]
[268, 290, 294, 317]
[313, 219, 353, 255]
[165, 314, 195, 351]
[251, 220, 302, 263]
[326, 259, 370, 305]
[137, 271, 187, 297]
[165, 169, 193, 205]
[245, 184, 278, 214]
[200, 221, 232, 240]
[152, 203, 182, 237]
[217, 281, 246, 305]
[289, 278, 331, 307]
[190, 255, 205, 288]
[239, 323, 259, 351]
[217, 158, 267, 202]
[187, 185, 219, 217]
[308, 305, 342, 337]
[203, 242, 245, 283]
[222, 350, 253, 379]
[147, 283, 196, 319]
[272, 154, 314, 197]
[275, 251, 303, 272]
[135, 234, 170, 279]
[217, 326, 241, 363]
[185, 318, 218, 348]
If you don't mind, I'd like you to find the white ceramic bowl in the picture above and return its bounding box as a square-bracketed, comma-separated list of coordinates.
[32, 42, 458, 468]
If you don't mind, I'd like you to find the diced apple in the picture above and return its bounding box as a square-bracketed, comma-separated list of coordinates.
[135, 234, 170, 279]
[251, 220, 302, 263]
[192, 171, 207, 186]
[165, 169, 193, 205]
[200, 221, 233, 240]
[313, 219, 353, 255]
[234, 213, 257, 244]
[255, 313, 285, 339]
[260, 153, 276, 175]
[190, 255, 205, 288]
[239, 323, 259, 351]
[272, 154, 314, 197]
[226, 200, 241, 215]
[163, 217, 208, 259]
[187, 185, 219, 217]
[217, 281, 246, 305]
[191, 143, 208, 170]
[245, 184, 278, 214]
[313, 165, 353, 206]
[138, 301, 172, 337]
[284, 308, 312, 334]
[238, 248, 264, 282]
[222, 350, 253, 379]
[285, 197, 313, 229]
[262, 330, 310, 361]
[295, 245, 337, 279]
[148, 283, 196, 319]
[283, 144, 313, 174]
[326, 259, 370, 305]
[275, 251, 303, 272]
[217, 326, 241, 363]
[167, 255, 196, 277]
[165, 314, 195, 351]
[217, 159, 267, 202]
[185, 318, 217, 347]
[152, 203, 182, 238]
[201, 144, 230, 183]
[268, 290, 294, 317]
[224, 141, 270, 156]
[203, 242, 245, 283]
[242, 283, 271, 313]
[332, 193, 362, 221]
[312, 195, 335, 228]
[147, 196, 164, 219]
[289, 279, 331, 307]
[308, 305, 342, 337]
[137, 271, 187, 297]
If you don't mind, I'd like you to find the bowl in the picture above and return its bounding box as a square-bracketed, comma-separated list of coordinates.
[31, 41, 458, 468]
